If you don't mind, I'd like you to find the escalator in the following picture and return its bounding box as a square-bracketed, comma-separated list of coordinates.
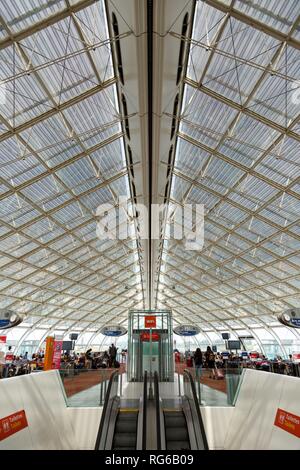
[112, 406, 139, 450]
[95, 370, 147, 450]
[163, 409, 190, 450]
[154, 370, 209, 450]
[96, 368, 208, 450]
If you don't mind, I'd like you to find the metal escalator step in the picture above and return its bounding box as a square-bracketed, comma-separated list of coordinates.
[163, 410, 183, 416]
[163, 408, 182, 412]
[113, 433, 137, 448]
[166, 440, 190, 450]
[113, 447, 136, 450]
[165, 416, 186, 428]
[119, 408, 139, 413]
[166, 426, 189, 442]
[117, 412, 138, 421]
[115, 419, 137, 434]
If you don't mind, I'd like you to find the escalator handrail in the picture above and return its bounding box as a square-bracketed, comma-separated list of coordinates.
[154, 371, 161, 450]
[142, 370, 147, 449]
[94, 369, 119, 450]
[183, 369, 209, 450]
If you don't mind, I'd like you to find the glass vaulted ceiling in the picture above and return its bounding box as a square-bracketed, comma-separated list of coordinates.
[155, 0, 300, 344]
[0, 0, 300, 353]
[0, 0, 145, 340]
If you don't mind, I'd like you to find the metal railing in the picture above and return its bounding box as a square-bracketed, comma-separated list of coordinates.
[142, 370, 148, 450]
[154, 371, 162, 450]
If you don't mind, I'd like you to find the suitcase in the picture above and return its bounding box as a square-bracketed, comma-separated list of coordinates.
[215, 367, 224, 379]
[186, 357, 193, 367]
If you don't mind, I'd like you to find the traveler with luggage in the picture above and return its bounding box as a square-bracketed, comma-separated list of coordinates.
[205, 346, 216, 379]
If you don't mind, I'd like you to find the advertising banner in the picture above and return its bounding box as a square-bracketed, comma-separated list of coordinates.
[274, 408, 300, 438]
[44, 336, 55, 371]
[145, 316, 156, 328]
[0, 410, 28, 441]
[52, 340, 63, 369]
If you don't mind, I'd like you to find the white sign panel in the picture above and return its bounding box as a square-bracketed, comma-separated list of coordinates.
[0, 310, 25, 329]
[100, 325, 127, 337]
[173, 325, 200, 336]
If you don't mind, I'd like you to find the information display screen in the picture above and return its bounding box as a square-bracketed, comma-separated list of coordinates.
[227, 340, 241, 350]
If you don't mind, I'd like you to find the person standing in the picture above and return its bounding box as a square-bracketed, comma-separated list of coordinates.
[193, 348, 203, 378]
[109, 343, 117, 367]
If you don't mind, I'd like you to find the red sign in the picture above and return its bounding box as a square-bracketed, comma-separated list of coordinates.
[52, 340, 63, 369]
[5, 353, 14, 363]
[292, 353, 300, 363]
[145, 316, 156, 328]
[274, 408, 300, 438]
[249, 351, 260, 359]
[141, 332, 160, 342]
[0, 336, 6, 344]
[0, 410, 28, 441]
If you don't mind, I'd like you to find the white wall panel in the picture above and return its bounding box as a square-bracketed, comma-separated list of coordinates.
[200, 407, 234, 449]
[225, 369, 300, 450]
[67, 408, 102, 450]
[0, 371, 77, 450]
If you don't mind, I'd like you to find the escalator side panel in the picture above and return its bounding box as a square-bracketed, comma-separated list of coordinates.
[182, 397, 207, 450]
[102, 397, 120, 450]
[182, 398, 199, 450]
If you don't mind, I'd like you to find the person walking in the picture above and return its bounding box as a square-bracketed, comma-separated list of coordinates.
[205, 346, 216, 379]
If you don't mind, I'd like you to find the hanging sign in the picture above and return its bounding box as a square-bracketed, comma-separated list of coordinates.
[145, 316, 156, 328]
[173, 325, 200, 336]
[0, 310, 24, 329]
[100, 325, 127, 337]
[0, 410, 28, 441]
[278, 309, 300, 328]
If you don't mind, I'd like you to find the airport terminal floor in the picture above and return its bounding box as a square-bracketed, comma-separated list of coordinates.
[0, 0, 300, 457]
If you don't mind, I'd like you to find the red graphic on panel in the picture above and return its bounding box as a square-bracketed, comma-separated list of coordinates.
[145, 316, 156, 328]
[0, 410, 28, 441]
[140, 332, 160, 342]
[274, 408, 300, 438]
